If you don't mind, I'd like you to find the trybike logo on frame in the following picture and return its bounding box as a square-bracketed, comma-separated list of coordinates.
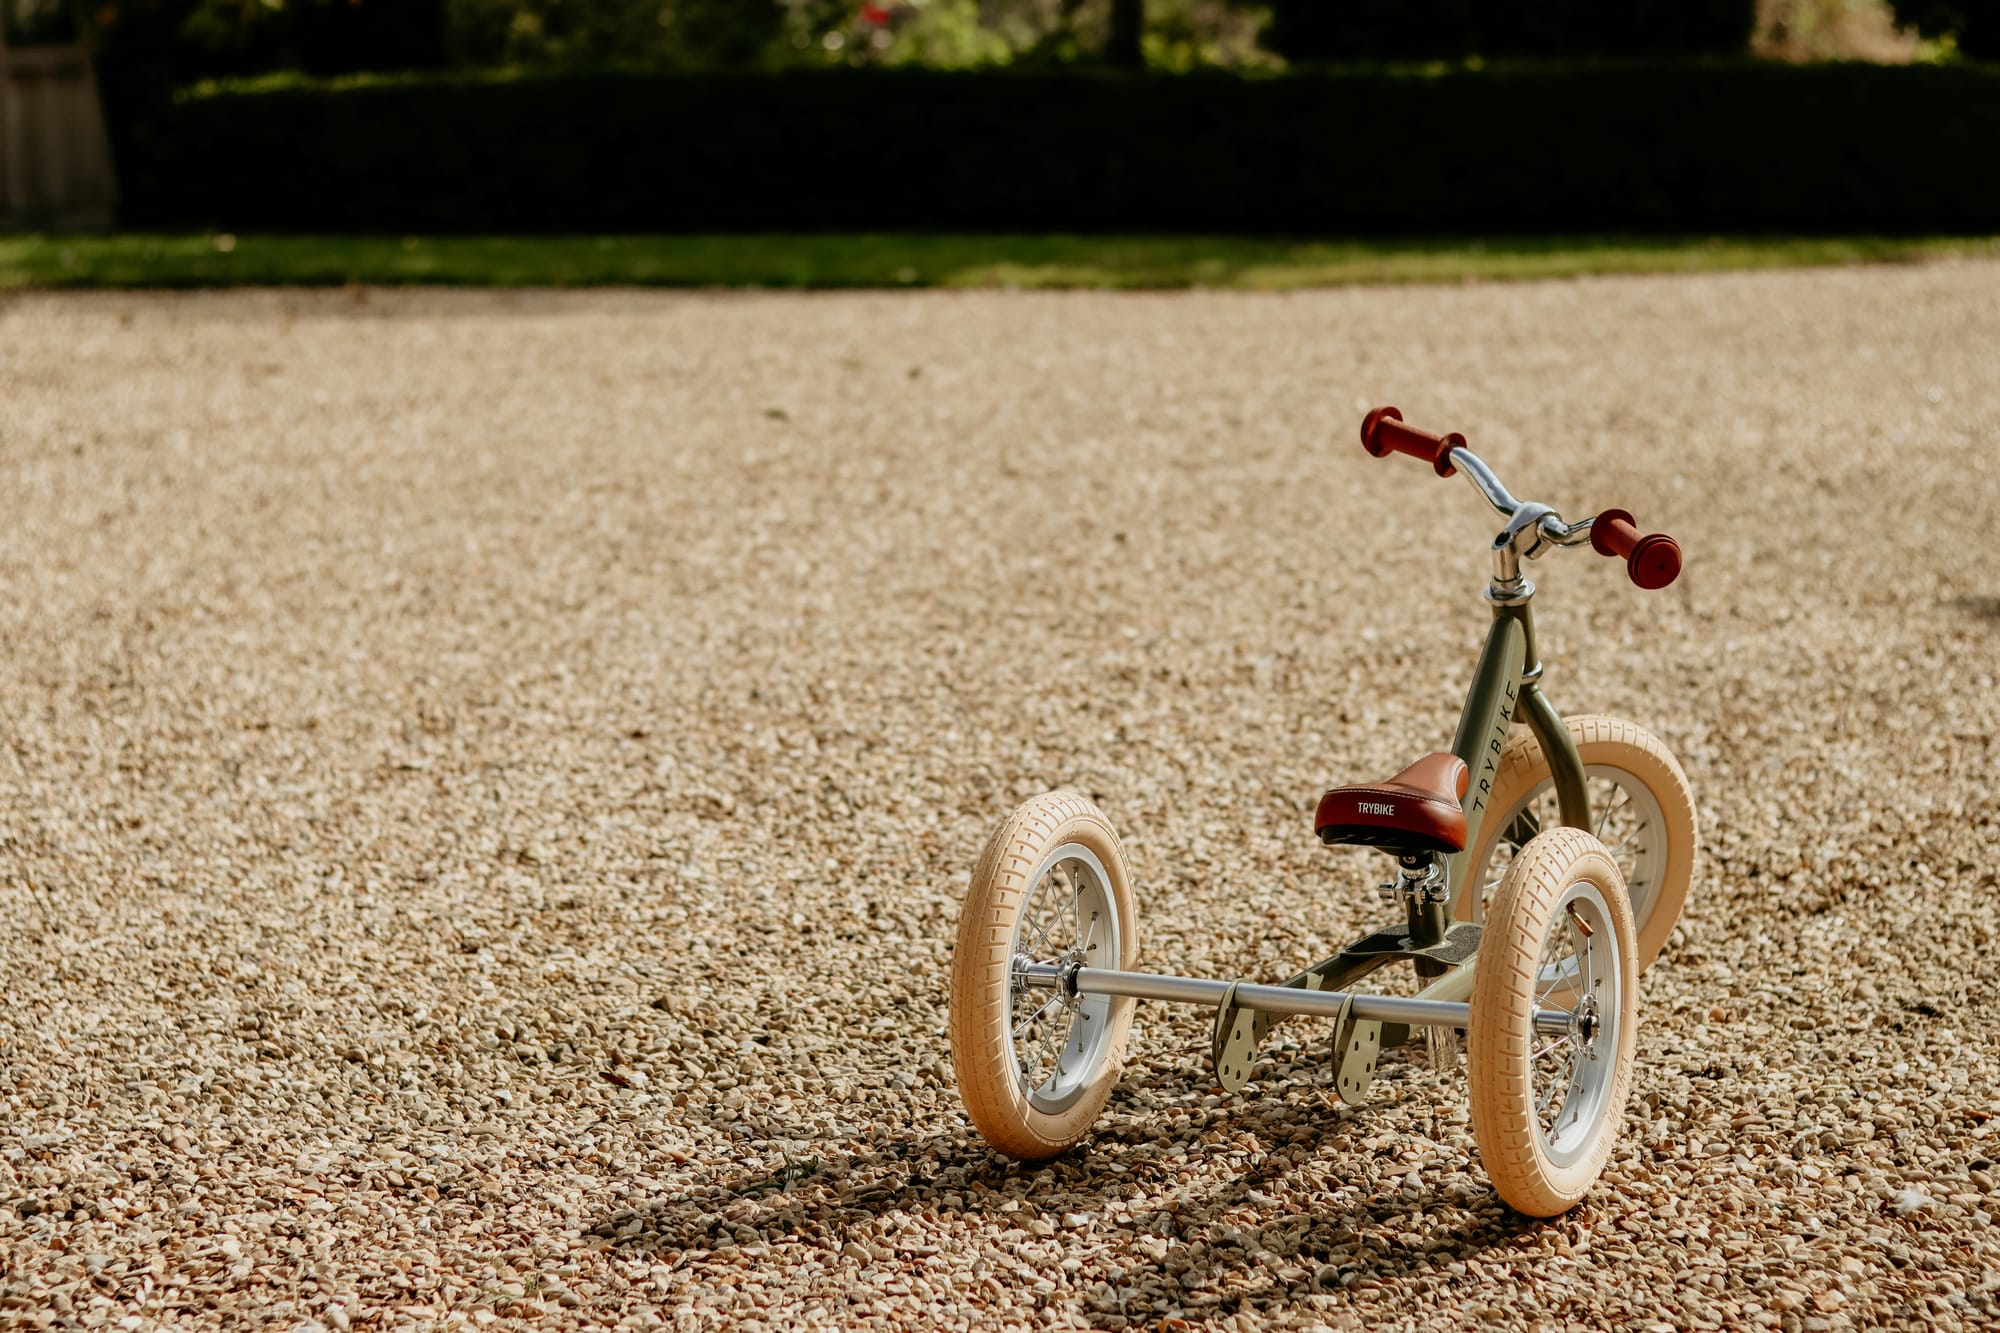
[1471, 678, 1518, 821]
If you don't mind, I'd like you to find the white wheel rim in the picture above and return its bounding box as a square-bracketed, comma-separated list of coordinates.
[1473, 765, 1669, 939]
[1003, 843, 1119, 1114]
[1529, 879, 1624, 1168]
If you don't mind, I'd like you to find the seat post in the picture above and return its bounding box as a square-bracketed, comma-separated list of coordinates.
[1380, 852, 1451, 950]
[1402, 859, 1450, 950]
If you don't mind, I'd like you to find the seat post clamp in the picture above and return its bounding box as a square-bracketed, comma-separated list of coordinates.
[1384, 853, 1448, 906]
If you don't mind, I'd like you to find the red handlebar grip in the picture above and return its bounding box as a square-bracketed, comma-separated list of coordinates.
[1590, 508, 1682, 590]
[1360, 406, 1461, 478]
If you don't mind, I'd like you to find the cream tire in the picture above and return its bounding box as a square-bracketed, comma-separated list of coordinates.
[1469, 827, 1638, 1217]
[1460, 714, 1696, 972]
[950, 791, 1139, 1160]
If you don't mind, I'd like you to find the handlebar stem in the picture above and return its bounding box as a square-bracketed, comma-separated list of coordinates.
[1492, 500, 1558, 586]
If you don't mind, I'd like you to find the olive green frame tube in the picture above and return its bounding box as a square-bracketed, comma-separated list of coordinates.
[1520, 678, 1590, 832]
[1444, 613, 1524, 918]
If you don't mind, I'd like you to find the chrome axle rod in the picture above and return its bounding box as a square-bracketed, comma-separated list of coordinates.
[1017, 963, 1572, 1037]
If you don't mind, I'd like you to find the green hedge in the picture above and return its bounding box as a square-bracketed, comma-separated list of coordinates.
[122, 63, 2000, 234]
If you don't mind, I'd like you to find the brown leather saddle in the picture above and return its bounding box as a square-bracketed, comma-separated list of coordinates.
[1314, 752, 1470, 855]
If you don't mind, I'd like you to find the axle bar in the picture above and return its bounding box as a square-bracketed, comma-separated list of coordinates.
[1019, 963, 1572, 1037]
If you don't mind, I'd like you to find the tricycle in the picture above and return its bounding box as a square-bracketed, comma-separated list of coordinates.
[949, 406, 1698, 1216]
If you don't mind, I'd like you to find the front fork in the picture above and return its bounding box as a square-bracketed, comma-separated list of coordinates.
[1461, 596, 1592, 891]
[1520, 677, 1590, 834]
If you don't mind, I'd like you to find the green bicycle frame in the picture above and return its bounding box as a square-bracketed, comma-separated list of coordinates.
[1259, 588, 1596, 1039]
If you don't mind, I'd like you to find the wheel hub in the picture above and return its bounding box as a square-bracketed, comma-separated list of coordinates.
[1010, 946, 1091, 1082]
[1571, 993, 1601, 1059]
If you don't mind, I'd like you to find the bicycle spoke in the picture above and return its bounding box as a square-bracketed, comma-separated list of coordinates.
[1537, 1062, 1566, 1116]
[1504, 806, 1543, 849]
[1608, 832, 1647, 860]
[1017, 1031, 1042, 1086]
[1536, 926, 1572, 1007]
[1535, 948, 1557, 1004]
[1537, 1033, 1579, 1119]
[1013, 993, 1064, 1038]
[1531, 1034, 1573, 1064]
[1594, 788, 1631, 841]
[1067, 864, 1084, 943]
[1023, 873, 1057, 952]
[1025, 866, 1083, 957]
[1026, 864, 1083, 955]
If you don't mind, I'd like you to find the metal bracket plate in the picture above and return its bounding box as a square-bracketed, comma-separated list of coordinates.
[1250, 950, 1358, 1047]
[1331, 995, 1381, 1106]
[1211, 981, 1258, 1092]
[1341, 922, 1483, 969]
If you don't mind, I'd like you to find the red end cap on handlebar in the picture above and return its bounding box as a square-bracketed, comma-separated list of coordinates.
[1590, 508, 1683, 591]
[1360, 406, 1461, 478]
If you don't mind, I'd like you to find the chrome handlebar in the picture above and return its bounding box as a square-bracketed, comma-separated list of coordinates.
[1445, 445, 1524, 516]
[1448, 444, 1597, 544]
[1445, 444, 1601, 591]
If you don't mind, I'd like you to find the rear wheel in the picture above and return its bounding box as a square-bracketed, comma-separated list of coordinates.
[1460, 715, 1696, 972]
[1469, 826, 1638, 1217]
[949, 791, 1139, 1160]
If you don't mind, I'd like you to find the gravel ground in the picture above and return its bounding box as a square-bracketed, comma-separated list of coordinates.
[3, 266, 1999, 1332]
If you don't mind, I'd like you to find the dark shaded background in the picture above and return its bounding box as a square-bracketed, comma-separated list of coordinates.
[45, 0, 2000, 234]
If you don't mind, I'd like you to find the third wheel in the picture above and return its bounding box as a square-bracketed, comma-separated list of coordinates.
[949, 791, 1140, 1161]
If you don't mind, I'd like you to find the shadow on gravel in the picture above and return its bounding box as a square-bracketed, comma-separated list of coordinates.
[589, 1077, 1543, 1324]
[590, 1142, 1536, 1325]
[1946, 594, 2000, 622]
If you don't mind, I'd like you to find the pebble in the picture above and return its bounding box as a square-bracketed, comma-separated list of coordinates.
[1893, 1188, 1936, 1216]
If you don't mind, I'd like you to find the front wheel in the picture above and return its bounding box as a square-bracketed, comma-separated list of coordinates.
[1469, 827, 1638, 1216]
[949, 791, 1140, 1160]
[1460, 714, 1696, 972]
